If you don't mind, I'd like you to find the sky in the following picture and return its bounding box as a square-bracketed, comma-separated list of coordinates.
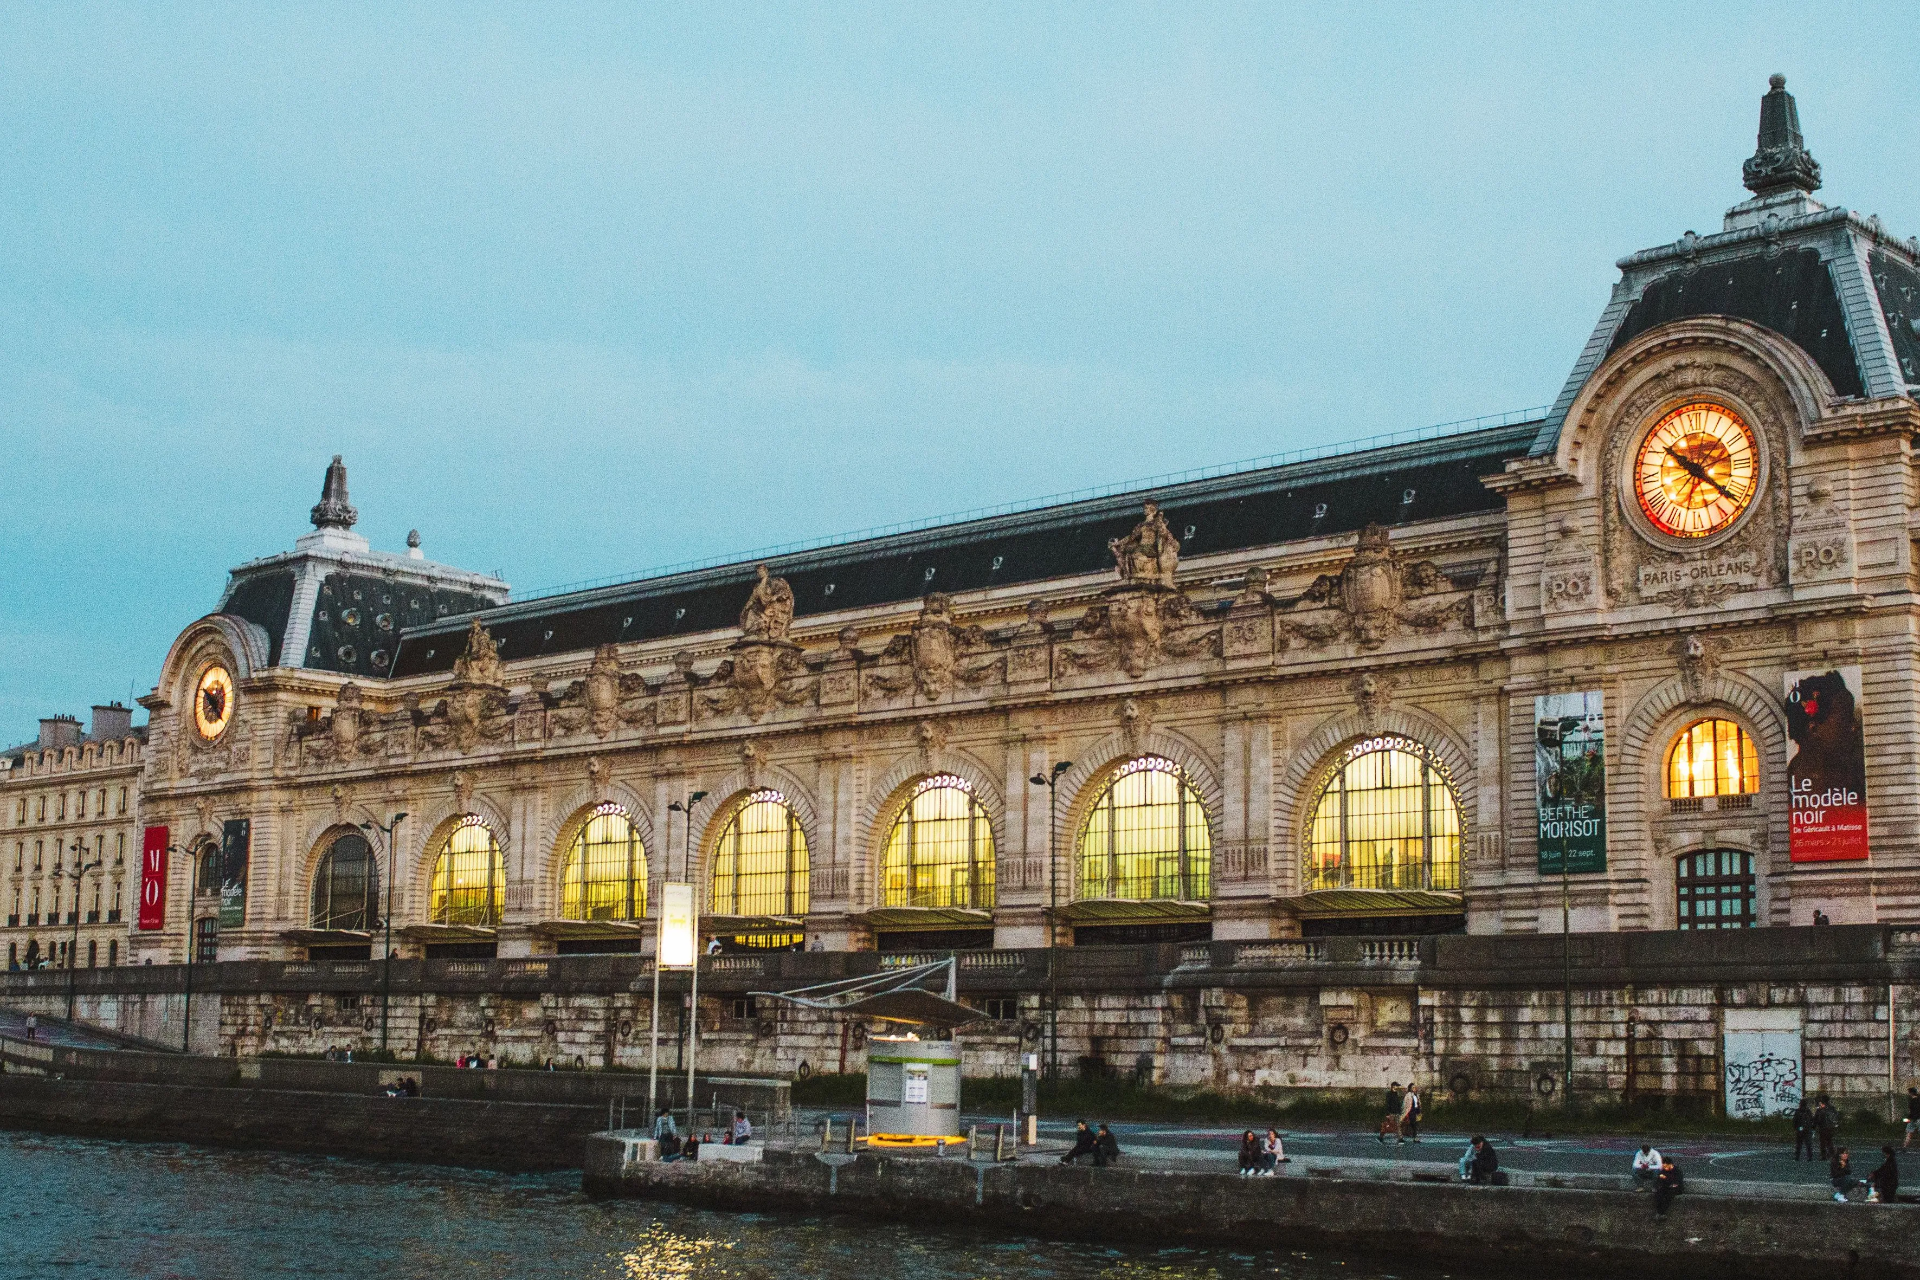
[2, 3, 1915, 745]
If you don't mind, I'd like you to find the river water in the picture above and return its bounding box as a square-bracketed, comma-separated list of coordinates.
[0, 1132, 1456, 1280]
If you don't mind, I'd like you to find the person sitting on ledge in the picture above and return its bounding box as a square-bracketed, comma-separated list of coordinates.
[1869, 1146, 1900, 1204]
[1237, 1130, 1260, 1176]
[731, 1110, 753, 1144]
[1060, 1120, 1098, 1165]
[1093, 1124, 1122, 1168]
[1467, 1136, 1500, 1186]
[1631, 1143, 1662, 1190]
[1653, 1157, 1684, 1217]
[1832, 1148, 1863, 1203]
[1257, 1128, 1285, 1175]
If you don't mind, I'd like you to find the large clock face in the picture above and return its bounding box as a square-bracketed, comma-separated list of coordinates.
[194, 665, 235, 740]
[1633, 402, 1760, 539]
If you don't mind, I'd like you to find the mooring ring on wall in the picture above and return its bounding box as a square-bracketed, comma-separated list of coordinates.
[1208, 1023, 1227, 1046]
[851, 1024, 867, 1048]
[1449, 1073, 1471, 1097]
[482, 1018, 495, 1037]
[542, 1018, 557, 1037]
[1021, 1022, 1041, 1044]
[618, 1020, 633, 1038]
[795, 1061, 812, 1079]
[1327, 1024, 1350, 1046]
[423, 1017, 437, 1034]
[364, 1016, 374, 1032]
[1536, 1073, 1558, 1097]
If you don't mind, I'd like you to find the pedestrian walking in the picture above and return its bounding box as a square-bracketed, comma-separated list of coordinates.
[1815, 1095, 1840, 1161]
[1379, 1082, 1403, 1143]
[23, 1014, 36, 1042]
[1399, 1082, 1422, 1143]
[1792, 1096, 1816, 1161]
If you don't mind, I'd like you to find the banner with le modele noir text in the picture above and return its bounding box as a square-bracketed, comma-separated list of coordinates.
[1785, 666, 1869, 862]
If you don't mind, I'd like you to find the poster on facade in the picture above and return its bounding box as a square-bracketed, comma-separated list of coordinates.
[1784, 665, 1869, 862]
[1535, 691, 1606, 874]
[658, 881, 696, 969]
[1723, 1027, 1803, 1119]
[218, 818, 250, 929]
[138, 826, 169, 931]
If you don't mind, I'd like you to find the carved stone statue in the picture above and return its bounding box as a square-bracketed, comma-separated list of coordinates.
[1109, 501, 1181, 590]
[739, 564, 795, 642]
[453, 619, 505, 687]
[1281, 523, 1473, 651]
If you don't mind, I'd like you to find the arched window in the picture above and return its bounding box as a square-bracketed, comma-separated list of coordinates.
[1676, 850, 1756, 929]
[882, 776, 995, 909]
[560, 805, 647, 921]
[195, 845, 222, 896]
[311, 831, 379, 931]
[429, 817, 505, 926]
[1306, 736, 1462, 892]
[1076, 757, 1211, 901]
[709, 790, 809, 917]
[1666, 719, 1759, 797]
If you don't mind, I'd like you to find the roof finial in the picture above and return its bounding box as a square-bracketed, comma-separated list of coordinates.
[310, 454, 359, 531]
[1742, 73, 1820, 197]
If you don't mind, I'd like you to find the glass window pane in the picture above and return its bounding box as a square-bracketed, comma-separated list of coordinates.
[431, 819, 503, 926]
[1303, 738, 1462, 892]
[709, 791, 809, 917]
[1074, 757, 1210, 900]
[1665, 719, 1759, 798]
[312, 832, 376, 931]
[561, 807, 645, 921]
[881, 776, 996, 910]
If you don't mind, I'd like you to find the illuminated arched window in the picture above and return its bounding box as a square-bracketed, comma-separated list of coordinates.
[882, 776, 995, 909]
[1076, 757, 1211, 901]
[1666, 719, 1759, 797]
[560, 805, 647, 921]
[311, 831, 378, 931]
[1306, 736, 1462, 892]
[709, 791, 809, 917]
[195, 844, 222, 896]
[430, 817, 505, 926]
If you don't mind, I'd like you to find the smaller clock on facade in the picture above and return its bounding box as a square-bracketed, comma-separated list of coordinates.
[195, 664, 235, 740]
[1632, 401, 1760, 539]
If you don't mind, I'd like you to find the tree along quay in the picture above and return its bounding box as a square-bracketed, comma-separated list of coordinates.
[583, 1145, 1920, 1280]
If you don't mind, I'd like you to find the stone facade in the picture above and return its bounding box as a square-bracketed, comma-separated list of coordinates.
[1, 706, 144, 972]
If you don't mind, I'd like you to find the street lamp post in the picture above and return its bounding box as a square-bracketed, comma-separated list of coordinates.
[59, 838, 104, 1022]
[358, 813, 410, 1058]
[1028, 760, 1072, 1082]
[664, 790, 706, 1129]
[1561, 822, 1574, 1106]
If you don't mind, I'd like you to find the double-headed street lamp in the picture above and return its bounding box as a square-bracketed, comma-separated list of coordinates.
[357, 812, 409, 1056]
[664, 790, 707, 1128]
[56, 838, 105, 1022]
[1028, 760, 1072, 1081]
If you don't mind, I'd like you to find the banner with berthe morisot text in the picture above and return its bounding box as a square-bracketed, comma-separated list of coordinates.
[1535, 690, 1606, 875]
[1785, 665, 1869, 862]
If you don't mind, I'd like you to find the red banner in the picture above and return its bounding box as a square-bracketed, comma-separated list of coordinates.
[1785, 667, 1870, 862]
[139, 826, 170, 930]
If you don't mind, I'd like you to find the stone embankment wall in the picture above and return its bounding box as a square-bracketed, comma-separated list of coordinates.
[7, 925, 1917, 1104]
[587, 1147, 1920, 1280]
[0, 1076, 598, 1171]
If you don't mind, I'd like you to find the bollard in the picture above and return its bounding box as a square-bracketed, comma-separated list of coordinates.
[936, 1137, 946, 1158]
[1024, 1113, 1037, 1147]
[995, 1123, 1007, 1163]
[821, 1119, 833, 1152]
[968, 1124, 978, 1159]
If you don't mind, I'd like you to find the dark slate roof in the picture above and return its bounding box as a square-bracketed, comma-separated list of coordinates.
[300, 571, 501, 679]
[389, 420, 1537, 678]
[1872, 248, 1920, 388]
[221, 568, 298, 667]
[1604, 246, 1863, 397]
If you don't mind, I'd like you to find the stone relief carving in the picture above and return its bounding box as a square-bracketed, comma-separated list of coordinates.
[703, 570, 812, 721]
[1787, 478, 1854, 586]
[550, 644, 654, 738]
[1678, 634, 1718, 702]
[585, 755, 607, 794]
[1119, 697, 1152, 754]
[1540, 519, 1602, 615]
[1351, 672, 1395, 725]
[867, 593, 1001, 701]
[451, 770, 475, 813]
[1280, 525, 1476, 651]
[1060, 503, 1220, 678]
[452, 618, 505, 687]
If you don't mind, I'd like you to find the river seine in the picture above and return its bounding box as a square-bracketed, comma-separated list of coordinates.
[0, 1131, 1454, 1280]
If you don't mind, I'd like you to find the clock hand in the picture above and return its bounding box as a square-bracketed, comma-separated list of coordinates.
[1665, 446, 1735, 502]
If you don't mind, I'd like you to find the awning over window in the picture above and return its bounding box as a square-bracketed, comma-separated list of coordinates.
[280, 928, 373, 946]
[400, 923, 499, 942]
[701, 915, 806, 935]
[855, 906, 993, 931]
[1058, 898, 1210, 925]
[531, 919, 648, 942]
[1275, 889, 1464, 919]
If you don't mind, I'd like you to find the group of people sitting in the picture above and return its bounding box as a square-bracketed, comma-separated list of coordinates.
[1236, 1128, 1289, 1176]
[651, 1111, 755, 1162]
[381, 1076, 421, 1098]
[453, 1052, 496, 1069]
[1456, 1135, 1503, 1185]
[1059, 1121, 1123, 1167]
[1828, 1146, 1902, 1203]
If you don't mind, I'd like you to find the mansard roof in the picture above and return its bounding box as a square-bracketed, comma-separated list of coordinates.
[388, 415, 1539, 678]
[1530, 76, 1919, 459]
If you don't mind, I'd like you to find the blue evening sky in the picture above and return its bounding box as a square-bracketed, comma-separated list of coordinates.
[2, 4, 1914, 744]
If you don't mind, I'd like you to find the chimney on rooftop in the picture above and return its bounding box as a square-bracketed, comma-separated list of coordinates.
[90, 704, 133, 741]
[38, 716, 82, 750]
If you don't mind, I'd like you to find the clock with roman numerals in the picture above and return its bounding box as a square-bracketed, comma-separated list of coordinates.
[194, 664, 235, 740]
[1632, 402, 1759, 539]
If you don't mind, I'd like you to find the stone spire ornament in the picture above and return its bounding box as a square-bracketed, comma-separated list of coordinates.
[1742, 74, 1821, 198]
[310, 455, 359, 531]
